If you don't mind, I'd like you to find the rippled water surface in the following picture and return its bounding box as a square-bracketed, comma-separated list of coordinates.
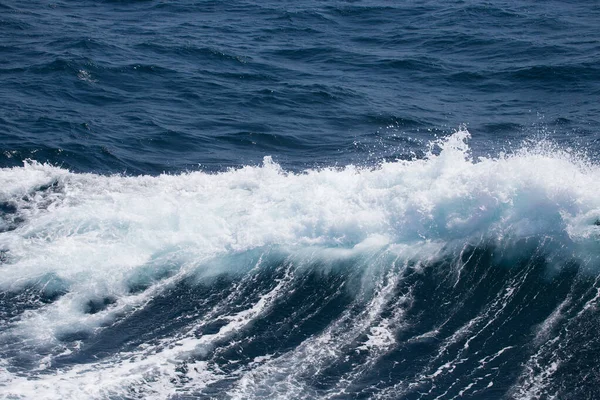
[2, 0, 599, 172]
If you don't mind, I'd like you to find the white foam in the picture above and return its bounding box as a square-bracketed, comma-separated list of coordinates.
[2, 128, 600, 397]
[2, 130, 596, 285]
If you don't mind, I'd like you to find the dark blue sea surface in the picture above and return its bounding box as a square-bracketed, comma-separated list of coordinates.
[1, 1, 600, 399]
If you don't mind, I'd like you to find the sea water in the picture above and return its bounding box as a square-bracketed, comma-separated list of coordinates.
[1, 1, 600, 399]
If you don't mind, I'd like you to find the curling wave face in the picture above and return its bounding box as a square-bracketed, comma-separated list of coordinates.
[2, 130, 600, 399]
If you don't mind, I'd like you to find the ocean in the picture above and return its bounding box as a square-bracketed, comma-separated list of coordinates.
[1, 1, 600, 399]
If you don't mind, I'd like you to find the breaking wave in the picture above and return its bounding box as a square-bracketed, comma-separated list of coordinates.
[2, 129, 600, 399]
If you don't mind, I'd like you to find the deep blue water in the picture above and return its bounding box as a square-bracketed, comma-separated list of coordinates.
[2, 0, 600, 173]
[1, 1, 600, 399]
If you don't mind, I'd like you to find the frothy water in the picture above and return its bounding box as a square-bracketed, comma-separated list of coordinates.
[2, 131, 600, 398]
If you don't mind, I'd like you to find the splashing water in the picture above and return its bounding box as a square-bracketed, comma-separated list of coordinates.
[2, 130, 600, 399]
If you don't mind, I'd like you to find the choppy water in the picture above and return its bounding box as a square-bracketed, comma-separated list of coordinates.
[1, 1, 600, 399]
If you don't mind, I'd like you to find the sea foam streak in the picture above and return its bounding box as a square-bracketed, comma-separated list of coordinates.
[1, 129, 600, 398]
